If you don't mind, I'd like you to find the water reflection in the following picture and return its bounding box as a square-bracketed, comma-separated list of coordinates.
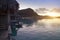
[19, 19, 37, 26]
[17, 18, 60, 40]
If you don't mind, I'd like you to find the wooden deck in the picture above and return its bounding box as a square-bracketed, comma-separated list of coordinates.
[0, 30, 8, 40]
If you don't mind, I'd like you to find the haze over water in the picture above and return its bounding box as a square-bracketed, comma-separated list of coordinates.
[16, 18, 60, 40]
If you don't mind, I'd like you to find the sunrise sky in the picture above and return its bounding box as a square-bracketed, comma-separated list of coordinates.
[16, 0, 60, 9]
[16, 0, 60, 17]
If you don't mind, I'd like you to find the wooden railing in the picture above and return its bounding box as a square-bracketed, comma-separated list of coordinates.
[0, 24, 8, 30]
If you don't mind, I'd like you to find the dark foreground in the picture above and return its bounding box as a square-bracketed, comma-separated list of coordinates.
[0, 30, 8, 40]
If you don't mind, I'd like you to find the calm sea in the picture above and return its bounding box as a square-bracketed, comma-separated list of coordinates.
[17, 18, 60, 40]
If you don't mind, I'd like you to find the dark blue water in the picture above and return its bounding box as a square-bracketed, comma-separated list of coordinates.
[16, 18, 60, 40]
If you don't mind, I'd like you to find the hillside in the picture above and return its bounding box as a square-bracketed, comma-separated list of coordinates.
[18, 8, 54, 19]
[18, 8, 39, 17]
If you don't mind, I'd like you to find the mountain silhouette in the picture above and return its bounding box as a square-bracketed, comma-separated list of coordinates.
[18, 8, 38, 17]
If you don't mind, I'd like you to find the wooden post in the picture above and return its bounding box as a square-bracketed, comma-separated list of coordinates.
[8, 10, 12, 40]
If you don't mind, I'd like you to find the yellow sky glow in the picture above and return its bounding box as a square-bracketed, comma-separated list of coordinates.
[38, 10, 60, 17]
[46, 12, 60, 17]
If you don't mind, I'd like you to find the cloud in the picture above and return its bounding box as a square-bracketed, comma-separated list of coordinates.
[36, 8, 49, 14]
[51, 8, 60, 13]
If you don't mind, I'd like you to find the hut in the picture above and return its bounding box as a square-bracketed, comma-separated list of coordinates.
[0, 0, 19, 30]
[0, 0, 19, 40]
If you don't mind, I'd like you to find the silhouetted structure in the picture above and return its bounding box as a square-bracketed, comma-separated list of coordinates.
[0, 0, 19, 40]
[0, 0, 19, 29]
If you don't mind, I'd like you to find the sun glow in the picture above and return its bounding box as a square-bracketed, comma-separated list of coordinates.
[46, 12, 60, 17]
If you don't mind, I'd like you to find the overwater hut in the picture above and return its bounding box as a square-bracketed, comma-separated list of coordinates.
[0, 0, 19, 30]
[0, 0, 19, 40]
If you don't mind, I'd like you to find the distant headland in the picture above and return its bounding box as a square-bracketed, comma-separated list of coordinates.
[18, 8, 60, 19]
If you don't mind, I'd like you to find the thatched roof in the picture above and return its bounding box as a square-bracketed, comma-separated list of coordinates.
[0, 0, 19, 13]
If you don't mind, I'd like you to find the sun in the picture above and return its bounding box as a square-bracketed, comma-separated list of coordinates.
[46, 12, 60, 17]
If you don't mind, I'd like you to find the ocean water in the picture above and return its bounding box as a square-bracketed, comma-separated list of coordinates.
[16, 18, 60, 40]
